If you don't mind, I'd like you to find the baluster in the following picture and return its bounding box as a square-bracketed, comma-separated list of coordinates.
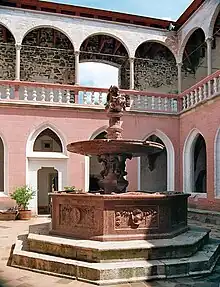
[144, 95, 148, 110]
[41, 87, 45, 102]
[190, 91, 194, 106]
[158, 97, 162, 110]
[58, 89, 62, 103]
[198, 86, 203, 102]
[213, 77, 218, 94]
[164, 97, 168, 111]
[24, 87, 28, 101]
[218, 75, 220, 91]
[186, 94, 190, 108]
[49, 89, 54, 102]
[208, 80, 212, 97]
[98, 92, 103, 105]
[32, 89, 37, 101]
[182, 96, 186, 109]
[66, 90, 70, 104]
[6, 86, 10, 100]
[203, 83, 207, 99]
[194, 89, 198, 104]
[151, 96, 155, 110]
[83, 91, 87, 104]
[91, 92, 95, 105]
[137, 95, 141, 109]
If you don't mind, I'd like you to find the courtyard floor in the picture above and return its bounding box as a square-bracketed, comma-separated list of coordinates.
[0, 217, 220, 287]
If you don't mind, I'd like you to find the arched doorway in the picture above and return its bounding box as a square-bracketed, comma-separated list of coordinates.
[140, 135, 167, 191]
[215, 129, 220, 197]
[89, 131, 107, 192]
[79, 34, 129, 89]
[37, 167, 58, 214]
[0, 25, 16, 80]
[134, 41, 177, 93]
[183, 130, 207, 193]
[0, 137, 4, 192]
[182, 28, 207, 90]
[21, 27, 75, 84]
[27, 125, 68, 214]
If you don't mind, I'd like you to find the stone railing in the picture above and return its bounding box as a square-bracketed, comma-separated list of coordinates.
[181, 70, 220, 110]
[0, 80, 180, 114]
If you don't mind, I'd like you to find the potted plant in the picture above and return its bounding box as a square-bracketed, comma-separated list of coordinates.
[10, 185, 35, 220]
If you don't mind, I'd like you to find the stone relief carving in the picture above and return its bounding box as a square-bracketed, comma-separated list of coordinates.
[115, 207, 158, 229]
[59, 204, 95, 228]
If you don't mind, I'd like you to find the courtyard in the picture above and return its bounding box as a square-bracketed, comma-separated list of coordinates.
[0, 216, 220, 287]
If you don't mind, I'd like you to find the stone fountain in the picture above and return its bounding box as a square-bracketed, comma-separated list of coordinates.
[11, 86, 220, 285]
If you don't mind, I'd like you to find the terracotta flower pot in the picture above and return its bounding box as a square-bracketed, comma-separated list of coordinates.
[18, 210, 32, 220]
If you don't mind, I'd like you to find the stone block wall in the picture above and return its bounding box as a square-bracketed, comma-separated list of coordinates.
[0, 27, 16, 80]
[20, 28, 75, 84]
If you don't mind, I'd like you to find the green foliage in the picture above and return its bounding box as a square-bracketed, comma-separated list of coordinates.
[64, 186, 76, 191]
[11, 185, 35, 210]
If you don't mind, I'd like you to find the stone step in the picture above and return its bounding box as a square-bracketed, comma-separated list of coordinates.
[11, 234, 220, 285]
[27, 224, 210, 262]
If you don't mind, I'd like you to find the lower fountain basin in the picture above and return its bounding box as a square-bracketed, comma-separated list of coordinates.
[50, 192, 190, 241]
[67, 139, 164, 157]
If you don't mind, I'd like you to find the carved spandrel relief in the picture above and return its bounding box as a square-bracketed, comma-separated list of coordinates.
[59, 204, 95, 228]
[115, 206, 158, 230]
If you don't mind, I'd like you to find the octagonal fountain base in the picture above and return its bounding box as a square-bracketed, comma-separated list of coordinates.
[10, 192, 220, 285]
[50, 192, 189, 241]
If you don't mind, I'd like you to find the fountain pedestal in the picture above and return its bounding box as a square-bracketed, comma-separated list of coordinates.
[50, 192, 189, 241]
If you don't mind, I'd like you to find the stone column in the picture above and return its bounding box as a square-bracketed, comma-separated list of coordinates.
[176, 62, 182, 94]
[74, 51, 80, 85]
[15, 44, 22, 80]
[206, 37, 212, 75]
[129, 57, 135, 90]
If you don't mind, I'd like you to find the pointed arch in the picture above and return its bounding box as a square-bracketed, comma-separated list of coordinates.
[183, 128, 207, 194]
[0, 131, 7, 195]
[85, 125, 108, 192]
[214, 128, 220, 197]
[26, 122, 68, 156]
[138, 129, 175, 191]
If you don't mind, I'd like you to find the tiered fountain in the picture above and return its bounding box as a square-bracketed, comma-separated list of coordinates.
[11, 86, 220, 285]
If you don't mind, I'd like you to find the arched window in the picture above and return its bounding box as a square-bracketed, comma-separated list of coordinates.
[33, 128, 63, 152]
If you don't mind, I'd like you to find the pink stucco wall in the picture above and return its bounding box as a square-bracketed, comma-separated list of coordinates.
[179, 96, 220, 211]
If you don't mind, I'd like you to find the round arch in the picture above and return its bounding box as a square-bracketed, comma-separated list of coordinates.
[135, 40, 177, 62]
[79, 32, 130, 57]
[138, 129, 175, 191]
[207, 3, 220, 38]
[20, 25, 75, 49]
[0, 22, 16, 43]
[179, 27, 206, 63]
[214, 128, 220, 197]
[26, 122, 68, 156]
[183, 128, 207, 194]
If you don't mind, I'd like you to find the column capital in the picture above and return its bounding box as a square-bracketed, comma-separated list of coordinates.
[74, 50, 80, 56]
[15, 44, 22, 51]
[176, 62, 182, 67]
[129, 57, 135, 63]
[205, 37, 213, 43]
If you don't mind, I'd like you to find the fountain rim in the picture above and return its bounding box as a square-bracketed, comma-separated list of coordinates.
[67, 139, 164, 157]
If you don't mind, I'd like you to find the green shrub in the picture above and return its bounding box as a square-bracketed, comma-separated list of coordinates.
[11, 185, 35, 210]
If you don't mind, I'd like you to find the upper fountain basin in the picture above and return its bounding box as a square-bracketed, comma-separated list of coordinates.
[67, 139, 164, 157]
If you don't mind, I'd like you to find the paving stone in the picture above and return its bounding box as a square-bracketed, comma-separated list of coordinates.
[15, 284, 35, 287]
[55, 278, 74, 284]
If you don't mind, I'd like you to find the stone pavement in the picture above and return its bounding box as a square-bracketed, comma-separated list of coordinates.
[0, 217, 220, 287]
